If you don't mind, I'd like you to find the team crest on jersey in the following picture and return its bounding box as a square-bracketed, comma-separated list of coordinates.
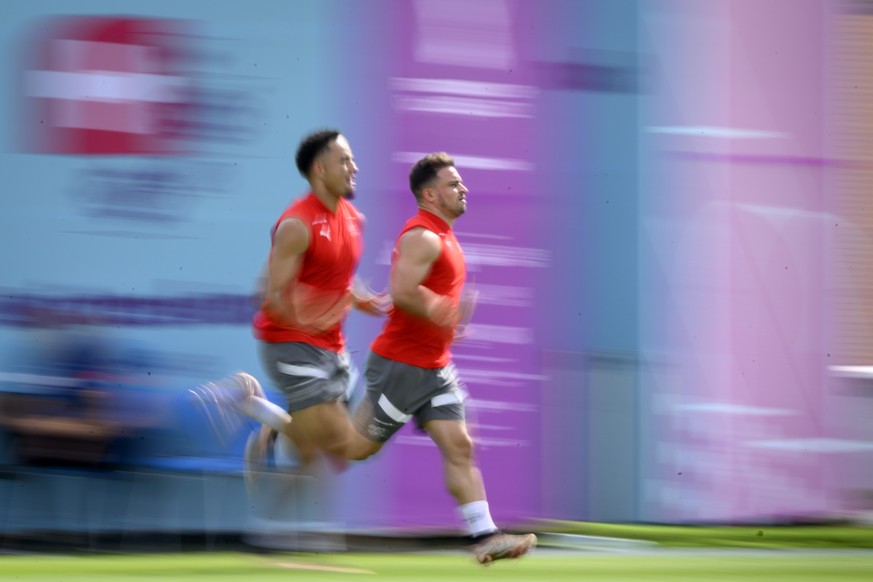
[437, 232, 453, 247]
[346, 216, 359, 237]
[313, 214, 331, 240]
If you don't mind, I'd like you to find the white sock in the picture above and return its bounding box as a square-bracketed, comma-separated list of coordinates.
[460, 500, 498, 537]
[235, 396, 291, 434]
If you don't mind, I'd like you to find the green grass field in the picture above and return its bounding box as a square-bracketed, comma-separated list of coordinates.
[539, 521, 873, 548]
[1, 551, 872, 581]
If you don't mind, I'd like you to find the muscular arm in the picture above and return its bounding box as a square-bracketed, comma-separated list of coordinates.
[262, 218, 308, 325]
[390, 228, 457, 327]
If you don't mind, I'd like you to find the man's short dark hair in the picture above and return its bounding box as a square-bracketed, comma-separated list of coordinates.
[295, 129, 341, 178]
[409, 152, 455, 202]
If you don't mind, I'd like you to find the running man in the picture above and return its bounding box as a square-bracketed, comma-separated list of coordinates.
[345, 152, 537, 565]
[193, 128, 386, 470]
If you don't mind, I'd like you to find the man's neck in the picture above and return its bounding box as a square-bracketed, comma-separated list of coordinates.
[311, 186, 339, 213]
[419, 205, 455, 227]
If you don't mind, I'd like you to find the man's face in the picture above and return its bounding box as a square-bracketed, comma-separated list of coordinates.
[318, 134, 358, 199]
[429, 165, 467, 218]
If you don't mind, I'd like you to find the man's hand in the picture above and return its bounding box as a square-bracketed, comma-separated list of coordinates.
[266, 283, 353, 333]
[351, 278, 392, 316]
[454, 286, 479, 340]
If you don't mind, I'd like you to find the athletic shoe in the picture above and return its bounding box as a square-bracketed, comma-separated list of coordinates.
[189, 371, 264, 444]
[225, 371, 266, 399]
[472, 532, 537, 565]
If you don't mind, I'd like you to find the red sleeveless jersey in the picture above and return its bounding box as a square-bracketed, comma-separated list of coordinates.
[253, 193, 363, 352]
[371, 209, 466, 368]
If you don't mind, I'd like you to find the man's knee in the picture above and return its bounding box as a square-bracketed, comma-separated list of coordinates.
[346, 432, 382, 461]
[346, 447, 373, 462]
[442, 430, 475, 464]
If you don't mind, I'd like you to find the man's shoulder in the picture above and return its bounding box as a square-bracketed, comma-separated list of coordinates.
[290, 192, 319, 212]
[401, 212, 431, 231]
[397, 226, 442, 260]
[280, 193, 327, 223]
[399, 222, 436, 239]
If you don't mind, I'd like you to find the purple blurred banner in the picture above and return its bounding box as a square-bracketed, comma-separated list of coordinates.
[375, 0, 543, 529]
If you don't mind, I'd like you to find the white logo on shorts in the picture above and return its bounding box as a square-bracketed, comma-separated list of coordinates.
[368, 423, 388, 439]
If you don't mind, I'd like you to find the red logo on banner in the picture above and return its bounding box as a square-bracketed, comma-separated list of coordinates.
[22, 17, 191, 155]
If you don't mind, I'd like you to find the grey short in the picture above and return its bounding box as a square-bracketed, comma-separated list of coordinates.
[258, 341, 351, 413]
[356, 352, 467, 443]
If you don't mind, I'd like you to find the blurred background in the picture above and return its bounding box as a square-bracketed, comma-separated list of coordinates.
[1, 0, 872, 550]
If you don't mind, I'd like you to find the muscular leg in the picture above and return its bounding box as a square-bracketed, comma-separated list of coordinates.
[285, 400, 354, 468]
[251, 387, 378, 468]
[423, 419, 486, 504]
[425, 418, 536, 564]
